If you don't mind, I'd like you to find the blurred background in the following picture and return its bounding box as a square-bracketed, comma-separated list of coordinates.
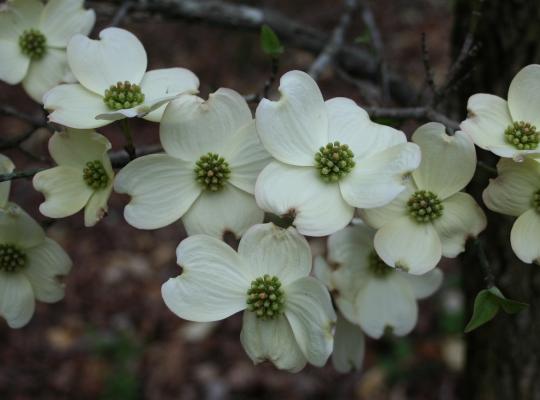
[1, 0, 536, 399]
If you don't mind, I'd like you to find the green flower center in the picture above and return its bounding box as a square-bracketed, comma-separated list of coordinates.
[532, 190, 540, 213]
[103, 81, 145, 110]
[0, 244, 26, 273]
[504, 121, 539, 150]
[19, 29, 47, 60]
[368, 251, 394, 278]
[246, 275, 285, 320]
[83, 160, 109, 190]
[315, 141, 355, 182]
[407, 190, 444, 223]
[194, 153, 231, 192]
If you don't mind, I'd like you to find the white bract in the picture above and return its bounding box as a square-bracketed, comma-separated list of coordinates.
[483, 158, 540, 264]
[115, 89, 270, 238]
[0, 0, 95, 103]
[43, 27, 199, 128]
[161, 223, 336, 372]
[0, 154, 15, 208]
[33, 130, 114, 227]
[315, 223, 442, 339]
[359, 123, 487, 274]
[461, 64, 540, 160]
[255, 70, 421, 237]
[331, 312, 365, 373]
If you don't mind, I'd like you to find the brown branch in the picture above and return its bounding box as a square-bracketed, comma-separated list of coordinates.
[0, 105, 47, 127]
[308, 0, 358, 80]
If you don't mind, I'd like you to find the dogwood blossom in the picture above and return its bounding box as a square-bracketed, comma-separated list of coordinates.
[483, 158, 540, 263]
[315, 223, 443, 339]
[461, 64, 540, 160]
[255, 70, 421, 236]
[115, 89, 270, 238]
[161, 223, 336, 372]
[44, 27, 199, 128]
[0, 0, 95, 102]
[33, 130, 114, 227]
[359, 123, 487, 274]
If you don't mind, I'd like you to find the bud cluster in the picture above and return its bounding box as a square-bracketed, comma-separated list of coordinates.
[194, 153, 231, 191]
[19, 29, 47, 60]
[367, 251, 394, 277]
[103, 81, 145, 110]
[0, 244, 26, 273]
[407, 190, 444, 223]
[505, 121, 539, 150]
[246, 275, 285, 320]
[315, 141, 355, 182]
[83, 160, 109, 190]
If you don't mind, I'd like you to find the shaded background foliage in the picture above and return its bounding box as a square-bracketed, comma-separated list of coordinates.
[0, 0, 537, 398]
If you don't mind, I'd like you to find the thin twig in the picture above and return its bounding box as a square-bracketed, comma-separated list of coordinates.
[421, 32, 437, 97]
[109, 0, 133, 27]
[262, 57, 279, 99]
[360, 0, 389, 99]
[0, 105, 47, 127]
[475, 238, 495, 288]
[308, 0, 358, 80]
[364, 106, 460, 131]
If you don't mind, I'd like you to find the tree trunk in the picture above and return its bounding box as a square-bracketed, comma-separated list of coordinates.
[452, 1, 540, 399]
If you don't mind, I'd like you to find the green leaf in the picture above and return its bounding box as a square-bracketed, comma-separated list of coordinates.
[488, 286, 529, 314]
[260, 24, 283, 56]
[354, 30, 371, 44]
[464, 289, 500, 333]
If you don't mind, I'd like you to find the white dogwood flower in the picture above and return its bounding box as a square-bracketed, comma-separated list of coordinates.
[33, 130, 114, 227]
[44, 27, 199, 128]
[0, 154, 15, 208]
[0, 202, 72, 328]
[115, 89, 270, 238]
[461, 64, 540, 160]
[483, 158, 540, 264]
[0, 0, 95, 103]
[315, 223, 443, 338]
[359, 123, 487, 274]
[255, 70, 421, 237]
[161, 223, 336, 372]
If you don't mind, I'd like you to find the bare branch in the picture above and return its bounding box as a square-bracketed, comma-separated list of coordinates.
[90, 0, 417, 105]
[109, 0, 134, 27]
[359, 0, 389, 99]
[0, 105, 47, 127]
[364, 106, 460, 131]
[308, 0, 358, 80]
[421, 32, 437, 97]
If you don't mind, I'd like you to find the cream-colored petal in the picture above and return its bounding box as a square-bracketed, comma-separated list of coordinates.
[255, 70, 328, 166]
[161, 235, 250, 322]
[182, 184, 264, 239]
[5, 0, 43, 32]
[326, 97, 406, 160]
[238, 223, 311, 286]
[507, 64, 540, 128]
[396, 268, 443, 300]
[374, 216, 442, 275]
[67, 27, 147, 95]
[160, 89, 252, 162]
[43, 83, 111, 129]
[139, 68, 200, 122]
[225, 122, 271, 194]
[284, 277, 336, 367]
[0, 39, 30, 84]
[0, 272, 35, 328]
[460, 93, 511, 152]
[240, 312, 307, 373]
[23, 238, 71, 303]
[327, 223, 374, 267]
[22, 48, 70, 103]
[33, 166, 93, 219]
[255, 162, 354, 237]
[0, 154, 15, 208]
[433, 192, 487, 258]
[114, 154, 201, 229]
[482, 157, 540, 216]
[510, 209, 540, 264]
[39, 0, 95, 48]
[84, 185, 112, 227]
[0, 203, 45, 249]
[332, 313, 365, 373]
[340, 142, 420, 208]
[48, 129, 111, 168]
[412, 124, 477, 199]
[355, 277, 417, 338]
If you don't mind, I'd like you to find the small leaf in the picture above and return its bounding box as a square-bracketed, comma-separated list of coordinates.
[260, 25, 284, 56]
[354, 30, 371, 44]
[464, 289, 499, 333]
[487, 286, 529, 314]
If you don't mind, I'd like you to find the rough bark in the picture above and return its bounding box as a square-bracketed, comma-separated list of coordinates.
[452, 1, 540, 399]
